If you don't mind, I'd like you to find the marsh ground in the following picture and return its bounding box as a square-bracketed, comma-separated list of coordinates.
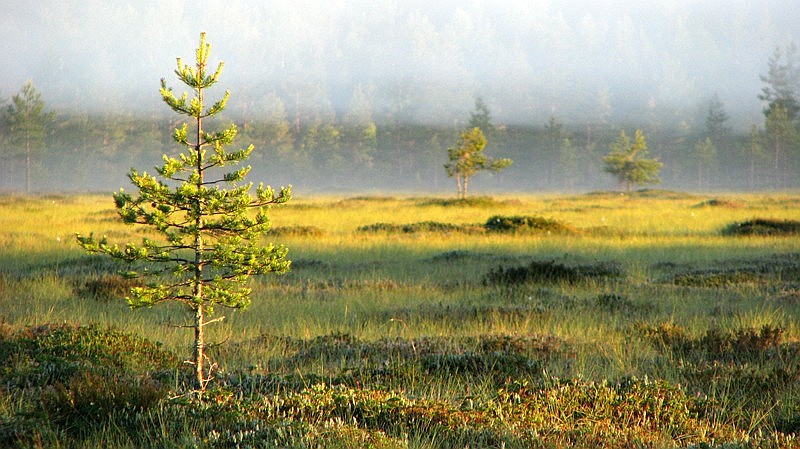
[1, 190, 799, 448]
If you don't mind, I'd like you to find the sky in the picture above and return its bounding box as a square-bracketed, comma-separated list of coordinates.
[2, 0, 799, 129]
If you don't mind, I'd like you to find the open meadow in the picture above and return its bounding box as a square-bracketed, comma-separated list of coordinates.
[1, 190, 800, 448]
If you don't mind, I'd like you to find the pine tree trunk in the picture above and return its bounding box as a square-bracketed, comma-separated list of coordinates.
[194, 304, 205, 390]
[25, 132, 31, 193]
[193, 83, 206, 391]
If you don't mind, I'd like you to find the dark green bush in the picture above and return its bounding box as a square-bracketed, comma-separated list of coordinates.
[416, 196, 501, 207]
[680, 360, 799, 402]
[420, 351, 539, 376]
[639, 322, 785, 361]
[673, 270, 765, 288]
[483, 259, 621, 285]
[428, 250, 476, 262]
[39, 371, 167, 429]
[595, 293, 639, 313]
[484, 215, 573, 233]
[23, 324, 177, 372]
[723, 218, 800, 236]
[267, 225, 324, 236]
[583, 189, 695, 199]
[357, 221, 468, 234]
[75, 273, 141, 302]
[0, 324, 177, 389]
[692, 198, 742, 208]
[630, 189, 696, 199]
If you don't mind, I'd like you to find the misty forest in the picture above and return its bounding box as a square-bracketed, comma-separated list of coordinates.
[2, 1, 800, 194]
[3, 57, 799, 194]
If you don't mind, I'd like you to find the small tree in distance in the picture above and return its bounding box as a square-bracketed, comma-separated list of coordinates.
[4, 81, 54, 192]
[77, 33, 291, 392]
[444, 127, 512, 199]
[468, 97, 495, 137]
[603, 129, 662, 192]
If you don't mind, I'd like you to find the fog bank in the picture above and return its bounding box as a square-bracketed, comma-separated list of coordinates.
[3, 0, 799, 128]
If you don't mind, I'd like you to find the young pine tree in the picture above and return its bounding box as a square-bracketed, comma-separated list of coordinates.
[4, 81, 54, 192]
[77, 33, 291, 391]
[444, 127, 512, 199]
[603, 129, 662, 192]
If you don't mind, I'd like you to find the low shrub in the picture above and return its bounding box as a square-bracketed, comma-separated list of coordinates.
[267, 225, 324, 237]
[483, 259, 621, 286]
[670, 254, 800, 288]
[357, 221, 470, 234]
[639, 322, 785, 361]
[583, 189, 696, 199]
[630, 189, 697, 199]
[594, 293, 648, 315]
[484, 215, 573, 233]
[723, 218, 800, 236]
[290, 258, 328, 270]
[415, 196, 501, 207]
[428, 250, 476, 262]
[39, 371, 167, 430]
[420, 351, 539, 376]
[673, 270, 765, 288]
[74, 273, 141, 302]
[692, 198, 743, 208]
[679, 360, 799, 403]
[236, 378, 738, 448]
[0, 324, 177, 389]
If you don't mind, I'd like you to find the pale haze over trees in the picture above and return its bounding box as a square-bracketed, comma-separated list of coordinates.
[3, 0, 795, 126]
[1, 0, 799, 192]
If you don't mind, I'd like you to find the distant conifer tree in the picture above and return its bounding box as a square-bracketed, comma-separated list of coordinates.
[4, 81, 54, 192]
[444, 127, 512, 199]
[603, 129, 662, 192]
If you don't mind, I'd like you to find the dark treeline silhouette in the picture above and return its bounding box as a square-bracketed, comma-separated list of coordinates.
[3, 43, 800, 195]
[0, 104, 795, 194]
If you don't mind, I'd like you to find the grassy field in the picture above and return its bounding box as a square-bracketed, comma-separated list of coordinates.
[1, 190, 800, 448]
